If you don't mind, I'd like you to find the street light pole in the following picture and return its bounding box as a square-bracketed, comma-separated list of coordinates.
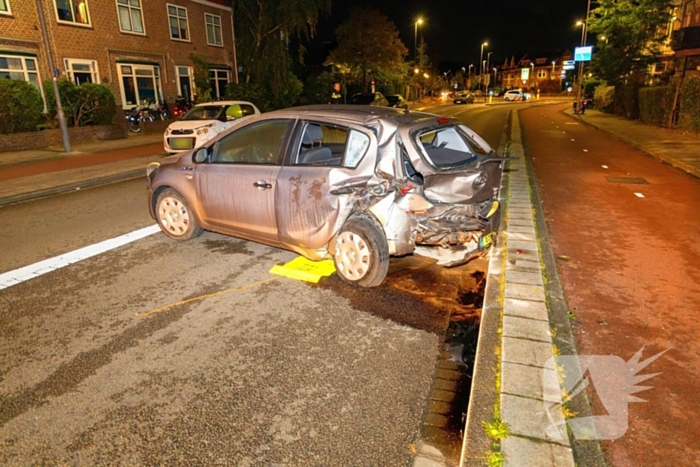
[480, 42, 487, 95]
[36, 0, 71, 153]
[575, 0, 591, 113]
[414, 18, 423, 64]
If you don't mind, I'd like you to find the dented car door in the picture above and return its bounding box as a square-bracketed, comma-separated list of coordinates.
[275, 121, 378, 257]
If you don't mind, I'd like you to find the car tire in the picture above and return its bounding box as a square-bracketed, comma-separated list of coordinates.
[155, 188, 203, 241]
[333, 214, 389, 288]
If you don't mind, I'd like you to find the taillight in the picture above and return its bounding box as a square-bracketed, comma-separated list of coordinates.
[437, 118, 449, 124]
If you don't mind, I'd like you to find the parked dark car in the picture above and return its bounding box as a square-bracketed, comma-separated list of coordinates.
[147, 105, 505, 287]
[385, 94, 409, 109]
[350, 92, 390, 107]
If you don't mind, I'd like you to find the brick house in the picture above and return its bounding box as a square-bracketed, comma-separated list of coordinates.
[0, 0, 237, 110]
[498, 51, 573, 91]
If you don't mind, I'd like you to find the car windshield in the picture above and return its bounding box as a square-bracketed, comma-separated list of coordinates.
[415, 125, 481, 169]
[386, 96, 399, 104]
[181, 105, 225, 121]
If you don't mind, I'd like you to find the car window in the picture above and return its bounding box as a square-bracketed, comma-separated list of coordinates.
[416, 126, 478, 169]
[212, 119, 289, 165]
[294, 123, 369, 168]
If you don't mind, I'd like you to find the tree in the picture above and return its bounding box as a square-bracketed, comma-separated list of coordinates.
[190, 54, 212, 103]
[235, 0, 330, 83]
[325, 8, 408, 93]
[587, 0, 674, 86]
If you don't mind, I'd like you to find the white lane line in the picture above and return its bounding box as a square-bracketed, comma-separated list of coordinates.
[602, 165, 609, 169]
[635, 193, 646, 198]
[0, 225, 160, 291]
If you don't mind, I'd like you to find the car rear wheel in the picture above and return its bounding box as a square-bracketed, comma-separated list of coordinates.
[156, 188, 203, 241]
[333, 215, 389, 288]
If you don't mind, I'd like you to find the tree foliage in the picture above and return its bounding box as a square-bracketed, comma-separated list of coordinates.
[235, 0, 330, 82]
[326, 8, 408, 93]
[190, 54, 212, 103]
[587, 0, 674, 85]
[44, 79, 117, 127]
[0, 79, 43, 134]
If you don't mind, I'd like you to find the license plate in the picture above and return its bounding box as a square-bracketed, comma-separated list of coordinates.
[170, 137, 194, 149]
[480, 232, 496, 249]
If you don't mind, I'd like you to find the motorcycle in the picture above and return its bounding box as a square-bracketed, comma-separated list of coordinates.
[172, 97, 191, 119]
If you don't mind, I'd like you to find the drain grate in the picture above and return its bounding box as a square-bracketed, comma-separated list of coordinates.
[606, 176, 649, 184]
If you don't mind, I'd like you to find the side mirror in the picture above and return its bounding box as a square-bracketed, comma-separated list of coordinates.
[194, 148, 208, 163]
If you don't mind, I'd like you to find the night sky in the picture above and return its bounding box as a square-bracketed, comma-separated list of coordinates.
[308, 0, 589, 71]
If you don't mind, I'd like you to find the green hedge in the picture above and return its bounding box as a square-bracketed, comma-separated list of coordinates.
[44, 79, 117, 127]
[613, 83, 640, 120]
[638, 86, 674, 126]
[0, 79, 44, 134]
[594, 85, 615, 113]
[679, 76, 700, 133]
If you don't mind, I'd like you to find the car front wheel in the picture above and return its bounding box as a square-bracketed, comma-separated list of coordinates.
[156, 188, 203, 240]
[333, 215, 389, 287]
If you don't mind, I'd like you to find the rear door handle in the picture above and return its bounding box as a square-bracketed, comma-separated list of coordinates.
[253, 181, 273, 190]
[330, 187, 355, 195]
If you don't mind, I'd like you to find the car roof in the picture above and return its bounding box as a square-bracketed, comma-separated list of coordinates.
[194, 100, 255, 107]
[263, 105, 443, 127]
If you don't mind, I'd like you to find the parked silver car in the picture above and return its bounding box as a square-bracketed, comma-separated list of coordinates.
[147, 106, 505, 287]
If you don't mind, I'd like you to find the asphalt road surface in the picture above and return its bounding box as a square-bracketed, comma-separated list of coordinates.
[0, 103, 511, 466]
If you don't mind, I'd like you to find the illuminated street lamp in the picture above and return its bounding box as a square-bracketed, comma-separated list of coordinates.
[414, 18, 424, 63]
[480, 42, 488, 76]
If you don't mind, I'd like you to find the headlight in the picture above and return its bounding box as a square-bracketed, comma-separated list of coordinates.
[196, 127, 209, 136]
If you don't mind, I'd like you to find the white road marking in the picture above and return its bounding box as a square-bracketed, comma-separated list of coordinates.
[571, 139, 575, 141]
[602, 165, 609, 169]
[0, 225, 160, 291]
[583, 149, 588, 152]
[565, 123, 579, 125]
[635, 193, 645, 198]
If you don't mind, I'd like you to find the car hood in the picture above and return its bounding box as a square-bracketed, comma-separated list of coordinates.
[167, 120, 222, 131]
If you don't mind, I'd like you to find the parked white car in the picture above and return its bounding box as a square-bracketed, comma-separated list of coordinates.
[164, 101, 260, 154]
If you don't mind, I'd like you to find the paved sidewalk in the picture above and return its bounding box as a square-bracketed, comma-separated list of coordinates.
[0, 133, 163, 206]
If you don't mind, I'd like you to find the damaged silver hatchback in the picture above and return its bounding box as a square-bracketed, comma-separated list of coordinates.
[146, 105, 504, 287]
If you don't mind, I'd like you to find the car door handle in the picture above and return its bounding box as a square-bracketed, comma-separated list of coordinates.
[330, 187, 355, 195]
[253, 181, 273, 189]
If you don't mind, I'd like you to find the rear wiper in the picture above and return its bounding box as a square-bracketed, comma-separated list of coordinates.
[476, 152, 517, 168]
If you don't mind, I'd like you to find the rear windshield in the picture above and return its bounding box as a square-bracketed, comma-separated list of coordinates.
[415, 125, 489, 169]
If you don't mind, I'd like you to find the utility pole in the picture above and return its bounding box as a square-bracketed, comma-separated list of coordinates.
[36, 0, 71, 153]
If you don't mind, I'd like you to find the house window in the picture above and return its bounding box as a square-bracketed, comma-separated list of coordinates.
[55, 0, 90, 25]
[116, 0, 144, 34]
[118, 64, 163, 108]
[205, 13, 223, 46]
[64, 58, 99, 85]
[167, 4, 189, 41]
[210, 69, 230, 99]
[537, 69, 547, 79]
[0, 55, 42, 91]
[1, 0, 11, 15]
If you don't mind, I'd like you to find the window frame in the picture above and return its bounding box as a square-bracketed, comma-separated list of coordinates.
[0, 0, 11, 16]
[53, 0, 91, 27]
[64, 58, 100, 84]
[537, 69, 547, 79]
[0, 54, 45, 99]
[166, 3, 190, 42]
[204, 12, 223, 47]
[116, 63, 164, 109]
[115, 0, 146, 36]
[175, 65, 194, 102]
[209, 68, 231, 100]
